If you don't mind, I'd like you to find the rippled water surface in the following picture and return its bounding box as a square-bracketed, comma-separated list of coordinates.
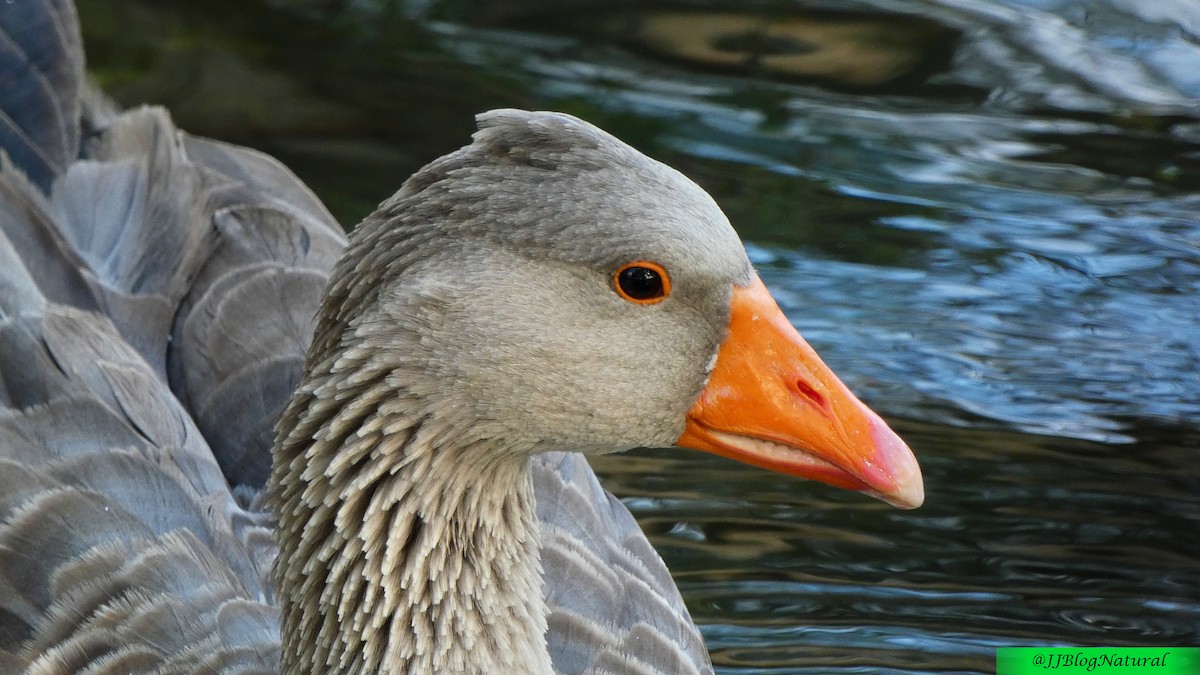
[80, 0, 1200, 671]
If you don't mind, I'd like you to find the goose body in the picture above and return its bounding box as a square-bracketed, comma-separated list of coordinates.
[0, 3, 921, 673]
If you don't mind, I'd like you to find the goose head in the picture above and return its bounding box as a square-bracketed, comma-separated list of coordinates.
[304, 108, 922, 508]
[273, 108, 922, 672]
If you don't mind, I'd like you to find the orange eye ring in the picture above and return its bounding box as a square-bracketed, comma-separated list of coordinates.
[613, 260, 671, 305]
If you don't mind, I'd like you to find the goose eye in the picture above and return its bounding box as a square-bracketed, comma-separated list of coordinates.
[614, 261, 671, 304]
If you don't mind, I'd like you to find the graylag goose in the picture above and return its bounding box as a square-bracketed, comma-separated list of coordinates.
[0, 2, 922, 673]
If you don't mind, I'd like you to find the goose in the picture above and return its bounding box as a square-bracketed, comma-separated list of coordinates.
[0, 2, 922, 673]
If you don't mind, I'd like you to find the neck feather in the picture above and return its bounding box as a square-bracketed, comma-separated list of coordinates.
[271, 358, 552, 674]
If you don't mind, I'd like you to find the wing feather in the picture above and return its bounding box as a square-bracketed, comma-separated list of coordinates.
[535, 452, 713, 674]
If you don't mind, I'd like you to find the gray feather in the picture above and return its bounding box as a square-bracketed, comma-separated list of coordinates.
[0, 306, 276, 671]
[0, 0, 82, 193]
[0, 163, 97, 312]
[535, 452, 712, 675]
[169, 201, 344, 487]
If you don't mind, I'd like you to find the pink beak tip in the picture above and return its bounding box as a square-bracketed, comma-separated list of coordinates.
[867, 415, 925, 509]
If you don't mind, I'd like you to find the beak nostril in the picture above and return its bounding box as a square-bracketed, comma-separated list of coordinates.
[793, 379, 827, 411]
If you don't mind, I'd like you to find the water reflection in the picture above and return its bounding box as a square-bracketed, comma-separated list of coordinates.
[78, 0, 1200, 672]
[545, 8, 960, 91]
[594, 419, 1200, 671]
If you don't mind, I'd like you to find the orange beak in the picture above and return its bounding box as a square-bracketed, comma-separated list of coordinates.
[677, 275, 924, 509]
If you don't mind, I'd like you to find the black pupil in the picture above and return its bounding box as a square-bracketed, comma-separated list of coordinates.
[618, 266, 663, 300]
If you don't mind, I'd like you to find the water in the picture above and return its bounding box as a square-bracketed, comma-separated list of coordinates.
[78, 0, 1200, 672]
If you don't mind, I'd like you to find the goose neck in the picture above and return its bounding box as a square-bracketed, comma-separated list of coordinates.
[274, 400, 552, 674]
